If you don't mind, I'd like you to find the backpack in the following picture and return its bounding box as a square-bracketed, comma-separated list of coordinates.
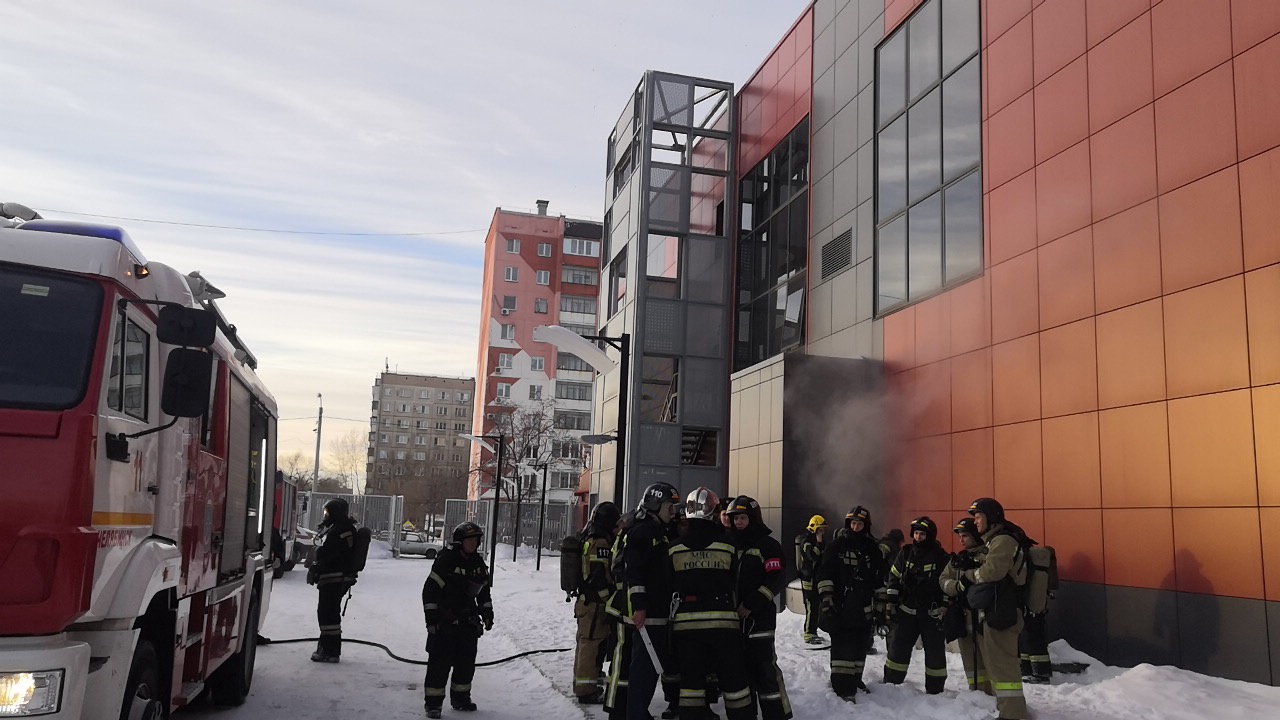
[560, 532, 586, 596]
[1000, 522, 1056, 614]
[349, 526, 372, 575]
[794, 534, 809, 578]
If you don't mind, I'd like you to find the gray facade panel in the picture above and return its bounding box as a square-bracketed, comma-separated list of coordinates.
[812, 121, 836, 186]
[643, 299, 685, 355]
[813, 67, 836, 131]
[1052, 581, 1109, 661]
[1104, 585, 1181, 669]
[814, 0, 836, 33]
[815, 21, 837, 78]
[855, 258, 874, 322]
[638, 423, 681, 467]
[857, 86, 875, 148]
[858, 22, 879, 91]
[835, 0, 862, 57]
[856, 200, 874, 263]
[833, 155, 859, 222]
[856, 145, 873, 205]
[681, 357, 726, 427]
[859, 0, 882, 36]
[1177, 592, 1272, 684]
[834, 46, 859, 118]
[1270, 602, 1280, 687]
[685, 305, 726, 359]
[812, 172, 834, 233]
[833, 97, 859, 166]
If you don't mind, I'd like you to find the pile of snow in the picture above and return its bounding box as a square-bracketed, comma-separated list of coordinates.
[184, 545, 1278, 719]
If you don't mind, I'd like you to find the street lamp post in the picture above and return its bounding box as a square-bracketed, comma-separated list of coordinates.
[532, 462, 550, 571]
[531, 325, 631, 509]
[459, 432, 507, 576]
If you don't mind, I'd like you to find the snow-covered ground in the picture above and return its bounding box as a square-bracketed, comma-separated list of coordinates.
[181, 543, 1280, 719]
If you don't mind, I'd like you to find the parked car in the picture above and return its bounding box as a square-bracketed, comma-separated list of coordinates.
[396, 531, 442, 559]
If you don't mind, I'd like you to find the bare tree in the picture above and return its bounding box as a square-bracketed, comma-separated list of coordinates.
[326, 428, 367, 494]
[472, 400, 577, 503]
[280, 451, 312, 490]
[312, 473, 351, 494]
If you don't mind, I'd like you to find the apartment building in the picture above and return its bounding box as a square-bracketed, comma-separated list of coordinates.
[365, 373, 475, 526]
[470, 201, 604, 508]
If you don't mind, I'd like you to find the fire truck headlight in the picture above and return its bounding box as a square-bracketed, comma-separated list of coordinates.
[0, 670, 62, 716]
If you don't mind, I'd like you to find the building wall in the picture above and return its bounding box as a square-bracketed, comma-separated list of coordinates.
[726, 9, 814, 518]
[881, 0, 1280, 685]
[807, 0, 886, 360]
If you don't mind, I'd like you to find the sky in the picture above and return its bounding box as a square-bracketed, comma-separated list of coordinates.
[0, 0, 811, 465]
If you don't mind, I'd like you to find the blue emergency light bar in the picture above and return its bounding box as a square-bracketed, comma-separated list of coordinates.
[16, 219, 149, 266]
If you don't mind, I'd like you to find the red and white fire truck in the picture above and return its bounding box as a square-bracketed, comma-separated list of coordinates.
[0, 204, 278, 718]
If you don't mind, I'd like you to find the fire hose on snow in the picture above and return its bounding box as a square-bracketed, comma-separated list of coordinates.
[258, 636, 571, 667]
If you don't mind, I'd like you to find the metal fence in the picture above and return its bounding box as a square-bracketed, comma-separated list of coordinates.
[443, 498, 578, 551]
[300, 491, 405, 551]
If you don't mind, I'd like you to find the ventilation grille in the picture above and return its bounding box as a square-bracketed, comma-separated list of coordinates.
[821, 228, 853, 279]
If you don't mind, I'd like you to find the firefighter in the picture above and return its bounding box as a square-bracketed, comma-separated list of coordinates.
[574, 501, 622, 704]
[815, 506, 885, 702]
[603, 509, 639, 720]
[613, 482, 683, 720]
[795, 515, 826, 644]
[958, 498, 1029, 720]
[726, 496, 792, 720]
[307, 497, 357, 663]
[668, 488, 754, 720]
[941, 517, 985, 694]
[421, 522, 494, 718]
[882, 516, 949, 694]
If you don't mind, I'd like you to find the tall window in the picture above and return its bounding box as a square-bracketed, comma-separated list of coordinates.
[560, 296, 597, 315]
[506, 238, 520, 253]
[496, 383, 511, 399]
[734, 118, 810, 371]
[498, 353, 513, 368]
[529, 385, 543, 400]
[562, 267, 599, 286]
[538, 242, 553, 257]
[536, 270, 551, 285]
[535, 298, 549, 314]
[505, 267, 519, 282]
[557, 353, 592, 372]
[565, 237, 600, 257]
[531, 357, 545, 371]
[875, 0, 981, 314]
[502, 296, 517, 311]
[500, 324, 516, 340]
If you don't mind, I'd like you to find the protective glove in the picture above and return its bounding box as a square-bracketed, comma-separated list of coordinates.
[928, 605, 947, 621]
[483, 617, 494, 632]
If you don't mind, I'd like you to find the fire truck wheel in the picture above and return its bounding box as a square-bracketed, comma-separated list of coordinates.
[208, 591, 260, 706]
[120, 639, 164, 720]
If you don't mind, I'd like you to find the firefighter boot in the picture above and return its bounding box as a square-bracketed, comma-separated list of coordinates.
[451, 697, 478, 712]
[310, 650, 340, 663]
[424, 708, 442, 719]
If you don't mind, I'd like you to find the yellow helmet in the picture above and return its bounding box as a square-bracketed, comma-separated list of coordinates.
[807, 515, 828, 532]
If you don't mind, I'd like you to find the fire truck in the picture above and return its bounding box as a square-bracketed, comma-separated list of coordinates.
[0, 203, 278, 718]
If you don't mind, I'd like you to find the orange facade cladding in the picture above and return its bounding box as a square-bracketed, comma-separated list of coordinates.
[737, 9, 813, 179]
[882, 0, 1280, 602]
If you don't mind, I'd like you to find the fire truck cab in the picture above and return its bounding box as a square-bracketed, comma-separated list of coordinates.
[0, 210, 278, 718]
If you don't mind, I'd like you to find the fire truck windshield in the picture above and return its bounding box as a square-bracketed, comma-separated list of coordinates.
[0, 265, 103, 410]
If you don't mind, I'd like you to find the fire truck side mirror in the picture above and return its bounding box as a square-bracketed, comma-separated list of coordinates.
[161, 348, 213, 418]
[157, 305, 217, 348]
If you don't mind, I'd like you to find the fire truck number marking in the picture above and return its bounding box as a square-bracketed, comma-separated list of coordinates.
[98, 529, 137, 548]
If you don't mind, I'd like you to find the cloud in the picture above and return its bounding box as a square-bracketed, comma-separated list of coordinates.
[0, 0, 811, 459]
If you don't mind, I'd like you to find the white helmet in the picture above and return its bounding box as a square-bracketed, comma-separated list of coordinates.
[683, 487, 720, 522]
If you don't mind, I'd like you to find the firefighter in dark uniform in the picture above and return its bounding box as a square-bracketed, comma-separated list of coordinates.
[726, 496, 792, 720]
[575, 501, 621, 704]
[603, 510, 638, 719]
[795, 515, 826, 644]
[612, 482, 682, 720]
[308, 497, 357, 663]
[421, 522, 494, 718]
[815, 505, 885, 702]
[668, 488, 755, 720]
[882, 516, 950, 694]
